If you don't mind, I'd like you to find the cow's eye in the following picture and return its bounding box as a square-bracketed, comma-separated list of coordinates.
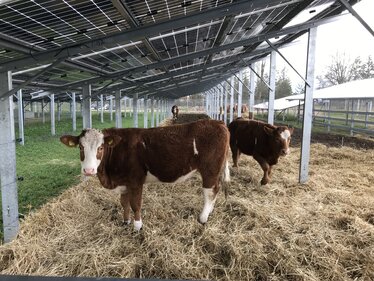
[98, 146, 103, 152]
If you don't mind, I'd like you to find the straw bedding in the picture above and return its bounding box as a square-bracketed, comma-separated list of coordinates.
[0, 114, 373, 281]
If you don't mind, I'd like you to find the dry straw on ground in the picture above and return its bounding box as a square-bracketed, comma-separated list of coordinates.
[0, 114, 373, 281]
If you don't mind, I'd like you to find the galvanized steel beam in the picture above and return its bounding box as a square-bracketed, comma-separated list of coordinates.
[268, 51, 276, 125]
[299, 28, 317, 183]
[0, 71, 19, 243]
[82, 85, 92, 129]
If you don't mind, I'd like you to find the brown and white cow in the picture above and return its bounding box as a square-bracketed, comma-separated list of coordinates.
[228, 118, 293, 185]
[60, 119, 230, 230]
[171, 105, 179, 120]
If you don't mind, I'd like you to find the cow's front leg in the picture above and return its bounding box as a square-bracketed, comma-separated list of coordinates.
[120, 193, 131, 226]
[254, 155, 270, 185]
[268, 165, 273, 179]
[129, 186, 143, 231]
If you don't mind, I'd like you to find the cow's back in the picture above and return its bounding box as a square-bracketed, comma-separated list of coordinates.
[229, 119, 266, 156]
[142, 119, 229, 182]
[101, 120, 229, 185]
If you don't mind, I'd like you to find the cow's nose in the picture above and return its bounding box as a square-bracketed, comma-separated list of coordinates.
[282, 149, 289, 155]
[83, 168, 95, 175]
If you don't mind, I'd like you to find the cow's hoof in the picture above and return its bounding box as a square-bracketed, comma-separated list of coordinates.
[122, 219, 131, 226]
[199, 214, 209, 225]
[134, 220, 143, 231]
[261, 178, 269, 185]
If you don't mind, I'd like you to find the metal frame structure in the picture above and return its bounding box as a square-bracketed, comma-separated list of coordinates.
[0, 0, 359, 101]
[0, 0, 371, 242]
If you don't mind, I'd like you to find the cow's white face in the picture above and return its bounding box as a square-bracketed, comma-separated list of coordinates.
[61, 129, 122, 176]
[265, 125, 293, 157]
[279, 129, 292, 156]
[79, 129, 105, 176]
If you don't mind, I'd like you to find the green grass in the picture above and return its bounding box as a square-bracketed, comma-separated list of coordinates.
[0, 111, 152, 241]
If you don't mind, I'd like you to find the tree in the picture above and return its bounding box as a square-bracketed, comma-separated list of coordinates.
[317, 53, 374, 89]
[324, 52, 354, 85]
[294, 83, 305, 95]
[275, 68, 292, 98]
[255, 60, 268, 102]
[354, 55, 374, 80]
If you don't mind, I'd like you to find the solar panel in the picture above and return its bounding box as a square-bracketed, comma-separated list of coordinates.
[0, 0, 349, 101]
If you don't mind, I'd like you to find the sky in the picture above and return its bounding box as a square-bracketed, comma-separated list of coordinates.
[270, 0, 374, 91]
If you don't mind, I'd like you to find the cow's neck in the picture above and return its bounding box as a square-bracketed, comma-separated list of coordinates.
[97, 165, 114, 189]
[96, 149, 120, 189]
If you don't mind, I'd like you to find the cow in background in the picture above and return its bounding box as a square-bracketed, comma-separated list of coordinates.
[228, 118, 293, 185]
[171, 105, 179, 120]
[60, 119, 230, 230]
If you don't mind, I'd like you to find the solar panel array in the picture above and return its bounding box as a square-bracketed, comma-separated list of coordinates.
[0, 0, 352, 102]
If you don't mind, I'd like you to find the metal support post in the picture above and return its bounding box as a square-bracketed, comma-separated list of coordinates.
[215, 88, 220, 120]
[238, 70, 243, 118]
[72, 92, 76, 131]
[151, 97, 155, 128]
[100, 94, 104, 124]
[0, 71, 19, 243]
[123, 97, 127, 118]
[82, 84, 92, 129]
[249, 64, 255, 117]
[224, 83, 228, 125]
[365, 101, 371, 128]
[109, 96, 113, 122]
[50, 94, 55, 136]
[229, 77, 234, 123]
[156, 99, 160, 127]
[42, 100, 45, 124]
[218, 85, 223, 121]
[57, 102, 62, 122]
[350, 99, 355, 136]
[115, 90, 122, 128]
[299, 27, 317, 184]
[17, 90, 24, 146]
[268, 50, 276, 125]
[144, 96, 148, 128]
[133, 93, 138, 128]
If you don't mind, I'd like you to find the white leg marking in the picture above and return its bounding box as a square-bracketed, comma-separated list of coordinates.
[199, 188, 216, 224]
[134, 219, 143, 231]
[193, 138, 199, 155]
[124, 219, 131, 225]
[223, 161, 230, 182]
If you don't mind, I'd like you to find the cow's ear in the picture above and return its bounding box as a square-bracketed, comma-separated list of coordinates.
[104, 135, 122, 147]
[60, 135, 79, 147]
[263, 126, 274, 136]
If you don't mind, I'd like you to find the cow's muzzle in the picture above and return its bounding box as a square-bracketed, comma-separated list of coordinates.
[281, 149, 290, 156]
[83, 168, 96, 176]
